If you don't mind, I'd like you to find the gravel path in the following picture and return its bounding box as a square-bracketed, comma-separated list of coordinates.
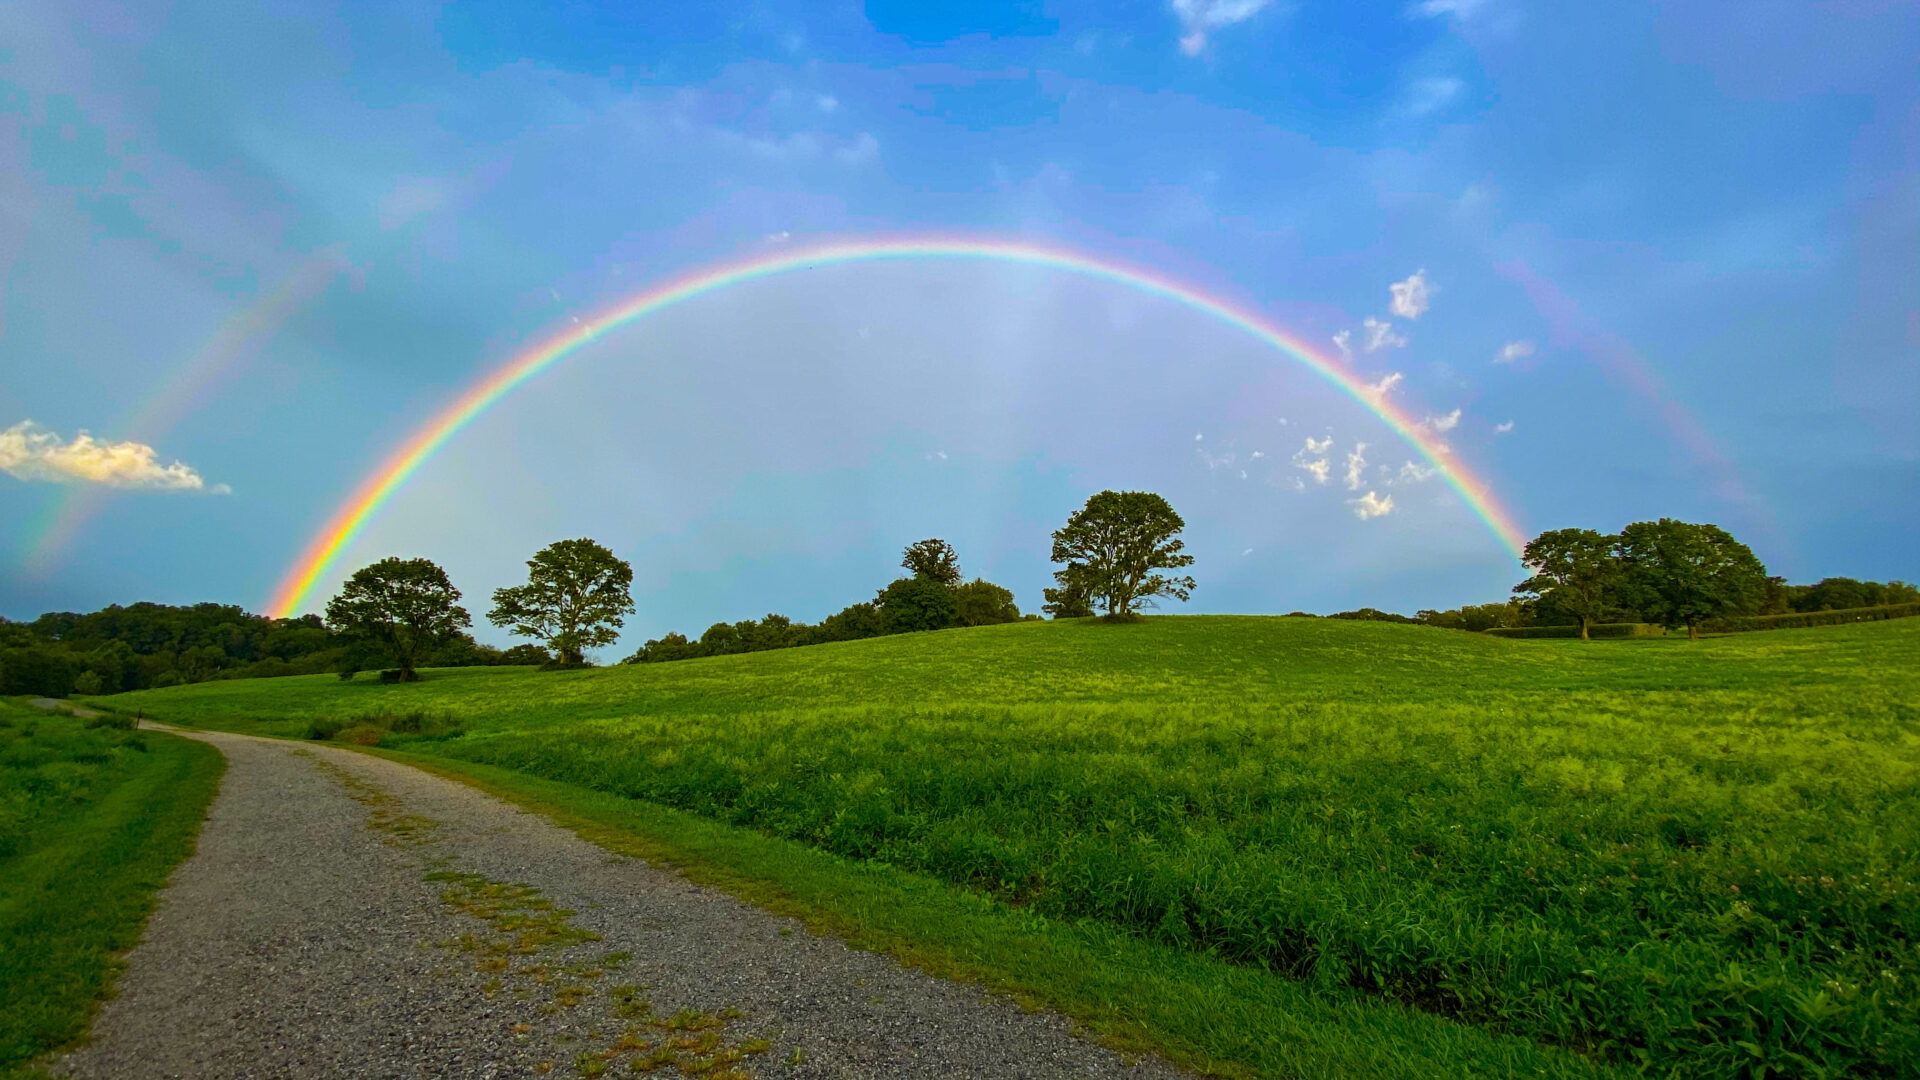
[54, 728, 1187, 1080]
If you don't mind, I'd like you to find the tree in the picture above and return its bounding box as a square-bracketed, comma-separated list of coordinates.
[1512, 528, 1621, 641]
[953, 579, 1020, 626]
[325, 557, 471, 682]
[1616, 519, 1767, 639]
[1048, 490, 1196, 619]
[901, 538, 962, 586]
[876, 576, 958, 633]
[488, 538, 635, 666]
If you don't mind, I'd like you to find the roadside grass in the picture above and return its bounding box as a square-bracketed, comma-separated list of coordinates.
[103, 616, 1920, 1078]
[0, 699, 224, 1075]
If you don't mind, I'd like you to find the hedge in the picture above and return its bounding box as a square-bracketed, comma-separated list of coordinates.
[1697, 602, 1920, 634]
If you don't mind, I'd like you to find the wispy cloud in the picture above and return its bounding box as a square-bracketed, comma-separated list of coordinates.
[1362, 371, 1405, 401]
[1410, 0, 1488, 19]
[1494, 420, 1515, 434]
[1389, 269, 1434, 319]
[1404, 78, 1463, 118]
[1349, 490, 1395, 519]
[1394, 461, 1437, 484]
[1170, 0, 1275, 56]
[1344, 442, 1369, 490]
[1495, 339, 1535, 364]
[1424, 408, 1462, 433]
[1331, 329, 1353, 360]
[1, 421, 227, 492]
[1363, 316, 1407, 352]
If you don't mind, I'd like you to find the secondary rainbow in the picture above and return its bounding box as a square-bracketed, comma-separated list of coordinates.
[268, 237, 1527, 617]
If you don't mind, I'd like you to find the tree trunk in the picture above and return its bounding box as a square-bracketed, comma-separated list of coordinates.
[1687, 621, 1699, 641]
[1579, 616, 1590, 641]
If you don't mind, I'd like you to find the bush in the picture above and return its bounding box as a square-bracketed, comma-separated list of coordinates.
[1699, 602, 1920, 634]
[305, 709, 462, 744]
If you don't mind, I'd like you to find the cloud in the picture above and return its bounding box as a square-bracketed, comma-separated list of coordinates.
[1404, 78, 1462, 118]
[834, 132, 881, 165]
[1395, 461, 1437, 484]
[764, 230, 792, 243]
[1411, 0, 1488, 18]
[1331, 329, 1353, 359]
[1495, 340, 1536, 364]
[1349, 490, 1395, 519]
[1362, 371, 1404, 401]
[1343, 442, 1369, 490]
[1170, 0, 1275, 56]
[1390, 269, 1433, 319]
[816, 95, 839, 113]
[1, 421, 227, 492]
[1494, 420, 1515, 434]
[1363, 316, 1407, 352]
[1291, 435, 1333, 484]
[1425, 408, 1461, 433]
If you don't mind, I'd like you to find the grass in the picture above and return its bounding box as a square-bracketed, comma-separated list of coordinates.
[0, 698, 224, 1076]
[102, 615, 1920, 1079]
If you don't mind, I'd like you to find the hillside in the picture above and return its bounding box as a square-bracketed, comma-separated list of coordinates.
[107, 616, 1920, 1078]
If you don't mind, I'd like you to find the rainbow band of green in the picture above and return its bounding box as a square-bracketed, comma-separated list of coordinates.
[267, 237, 1526, 617]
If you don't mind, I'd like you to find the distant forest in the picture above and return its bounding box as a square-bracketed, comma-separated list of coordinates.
[2, 575, 1911, 697]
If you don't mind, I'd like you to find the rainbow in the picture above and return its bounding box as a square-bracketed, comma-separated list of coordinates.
[267, 237, 1527, 618]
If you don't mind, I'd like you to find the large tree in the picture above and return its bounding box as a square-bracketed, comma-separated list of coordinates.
[1049, 490, 1196, 620]
[900, 538, 962, 586]
[1512, 528, 1621, 641]
[1616, 519, 1767, 639]
[487, 538, 635, 666]
[325, 557, 471, 682]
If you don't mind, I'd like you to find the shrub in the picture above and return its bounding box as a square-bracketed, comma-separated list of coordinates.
[1699, 602, 1920, 634]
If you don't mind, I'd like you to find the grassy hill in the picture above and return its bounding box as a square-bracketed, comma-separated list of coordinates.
[107, 616, 1920, 1079]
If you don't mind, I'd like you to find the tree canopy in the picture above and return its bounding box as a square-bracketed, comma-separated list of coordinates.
[324, 557, 471, 681]
[1617, 519, 1768, 639]
[901, 538, 962, 587]
[487, 538, 635, 666]
[1512, 528, 1621, 640]
[1049, 490, 1196, 619]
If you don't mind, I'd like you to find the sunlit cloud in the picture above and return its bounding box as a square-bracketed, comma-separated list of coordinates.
[1496, 340, 1535, 364]
[1362, 371, 1404, 401]
[1331, 329, 1353, 359]
[1424, 408, 1461, 433]
[1363, 316, 1407, 352]
[1390, 269, 1433, 318]
[1343, 442, 1369, 490]
[1, 421, 228, 492]
[1291, 435, 1333, 484]
[1349, 490, 1395, 519]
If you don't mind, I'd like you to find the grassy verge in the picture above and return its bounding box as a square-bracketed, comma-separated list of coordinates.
[370, 745, 1619, 1080]
[0, 700, 224, 1075]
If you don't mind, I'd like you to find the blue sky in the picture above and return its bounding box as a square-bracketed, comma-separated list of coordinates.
[3, 0, 1915, 650]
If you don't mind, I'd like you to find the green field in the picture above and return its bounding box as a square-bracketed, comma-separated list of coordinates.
[106, 616, 1920, 1078]
[0, 700, 224, 1076]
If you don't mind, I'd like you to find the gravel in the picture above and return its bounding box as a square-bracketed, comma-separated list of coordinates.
[54, 728, 1188, 1079]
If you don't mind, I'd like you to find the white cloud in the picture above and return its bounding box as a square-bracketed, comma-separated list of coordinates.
[1343, 441, 1369, 490]
[1331, 329, 1353, 359]
[1494, 420, 1515, 434]
[1, 421, 226, 492]
[1349, 490, 1395, 519]
[764, 230, 792, 243]
[1495, 339, 1535, 364]
[1411, 0, 1488, 18]
[1425, 408, 1462, 433]
[816, 95, 839, 113]
[1396, 461, 1437, 484]
[1291, 436, 1333, 484]
[1363, 316, 1407, 352]
[1362, 372, 1404, 401]
[1390, 269, 1433, 319]
[1404, 78, 1462, 118]
[1242, 547, 1254, 556]
[1249, 450, 1265, 460]
[1171, 0, 1275, 56]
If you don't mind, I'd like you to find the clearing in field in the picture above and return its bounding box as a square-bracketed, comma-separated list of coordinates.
[108, 615, 1920, 1079]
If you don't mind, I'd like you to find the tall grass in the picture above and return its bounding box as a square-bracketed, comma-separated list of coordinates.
[108, 617, 1920, 1077]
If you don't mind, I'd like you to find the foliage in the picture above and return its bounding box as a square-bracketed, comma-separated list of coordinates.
[325, 557, 472, 681]
[876, 576, 958, 633]
[1512, 529, 1621, 640]
[1766, 576, 1920, 614]
[900, 538, 962, 586]
[1041, 580, 1094, 619]
[116, 617, 1920, 1078]
[1617, 520, 1768, 639]
[1416, 602, 1531, 632]
[1700, 601, 1920, 633]
[952, 579, 1021, 627]
[487, 538, 635, 666]
[1484, 623, 1668, 639]
[1049, 490, 1196, 618]
[0, 701, 222, 1071]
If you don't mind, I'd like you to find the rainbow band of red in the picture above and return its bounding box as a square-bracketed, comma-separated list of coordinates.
[267, 237, 1526, 617]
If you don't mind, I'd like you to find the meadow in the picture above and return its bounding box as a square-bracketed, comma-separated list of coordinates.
[0, 700, 223, 1077]
[108, 616, 1920, 1078]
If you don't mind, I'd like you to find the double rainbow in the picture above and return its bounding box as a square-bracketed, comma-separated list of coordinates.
[267, 237, 1526, 618]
